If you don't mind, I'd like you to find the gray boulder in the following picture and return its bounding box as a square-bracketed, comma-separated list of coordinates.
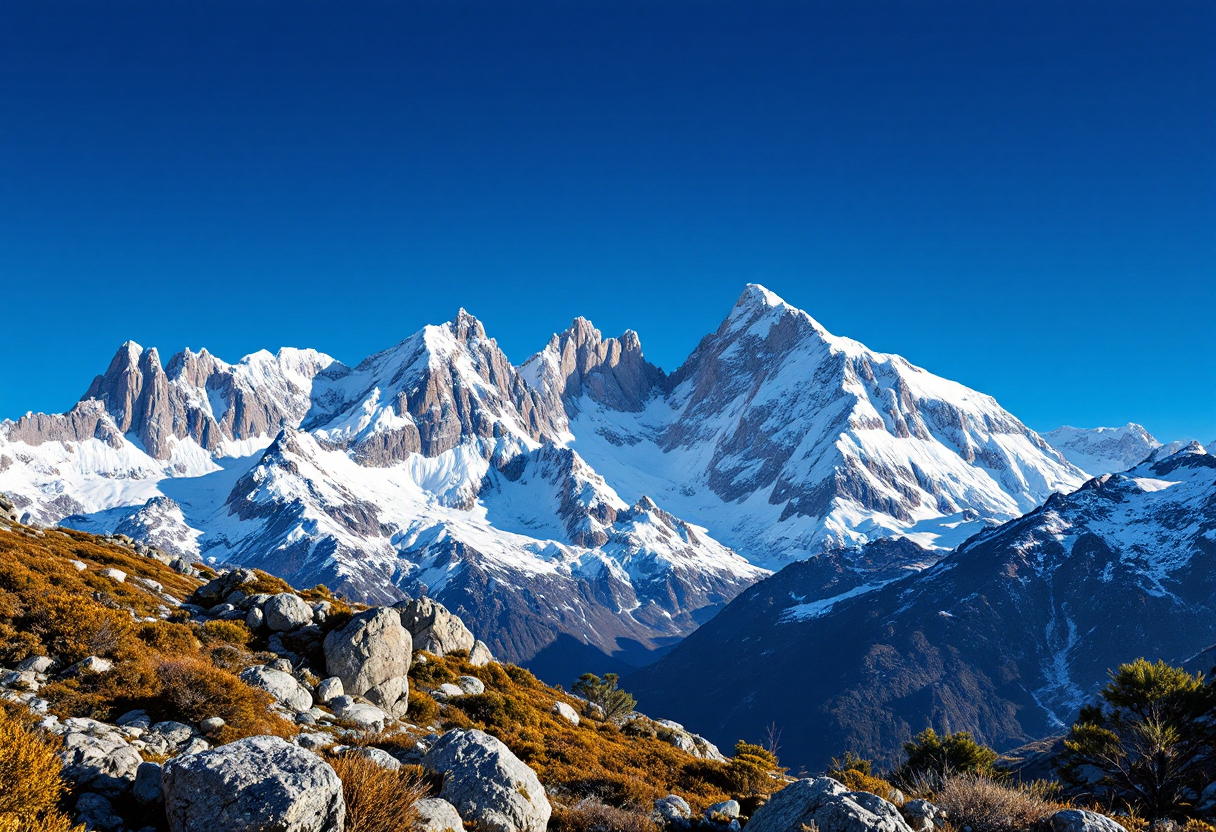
[415, 797, 465, 832]
[163, 735, 345, 832]
[903, 799, 942, 832]
[552, 701, 580, 725]
[330, 697, 389, 733]
[745, 777, 913, 832]
[706, 799, 741, 822]
[133, 762, 164, 804]
[76, 792, 123, 831]
[240, 666, 314, 713]
[323, 607, 411, 716]
[423, 728, 551, 832]
[469, 639, 495, 666]
[398, 597, 475, 656]
[655, 794, 692, 824]
[456, 675, 485, 695]
[59, 728, 143, 793]
[1051, 810, 1127, 832]
[316, 676, 344, 704]
[266, 593, 315, 632]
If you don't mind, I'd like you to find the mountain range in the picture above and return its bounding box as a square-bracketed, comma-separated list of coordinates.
[630, 441, 1216, 770]
[0, 285, 1097, 681]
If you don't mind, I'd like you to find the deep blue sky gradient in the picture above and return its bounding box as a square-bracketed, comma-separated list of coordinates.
[1, 1, 1213, 441]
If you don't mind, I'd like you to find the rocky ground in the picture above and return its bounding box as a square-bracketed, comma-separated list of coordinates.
[0, 509, 1134, 832]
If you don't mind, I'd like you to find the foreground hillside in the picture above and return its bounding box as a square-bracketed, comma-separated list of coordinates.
[5, 511, 1214, 832]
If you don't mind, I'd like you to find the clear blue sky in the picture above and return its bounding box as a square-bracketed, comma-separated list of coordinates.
[1, 1, 1213, 442]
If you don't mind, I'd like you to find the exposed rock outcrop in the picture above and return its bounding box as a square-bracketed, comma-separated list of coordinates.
[322, 607, 411, 716]
[745, 777, 912, 832]
[162, 735, 345, 832]
[423, 728, 551, 832]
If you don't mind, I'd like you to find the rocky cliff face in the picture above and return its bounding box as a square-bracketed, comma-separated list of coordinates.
[629, 444, 1216, 771]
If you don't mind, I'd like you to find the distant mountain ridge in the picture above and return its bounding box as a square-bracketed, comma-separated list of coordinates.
[0, 285, 1088, 676]
[629, 442, 1216, 770]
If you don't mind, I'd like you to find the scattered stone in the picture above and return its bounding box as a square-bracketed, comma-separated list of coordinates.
[199, 717, 226, 738]
[346, 746, 401, 770]
[745, 777, 912, 832]
[266, 593, 315, 632]
[316, 676, 344, 704]
[706, 799, 741, 823]
[240, 666, 314, 713]
[116, 710, 151, 731]
[415, 797, 465, 832]
[330, 697, 389, 733]
[269, 657, 294, 673]
[423, 728, 551, 832]
[76, 791, 123, 831]
[323, 607, 411, 716]
[64, 656, 114, 675]
[903, 799, 942, 832]
[297, 732, 331, 751]
[99, 567, 127, 583]
[245, 607, 265, 629]
[162, 735, 345, 832]
[655, 794, 692, 824]
[71, 560, 88, 571]
[17, 655, 54, 673]
[1050, 809, 1127, 832]
[552, 701, 580, 725]
[456, 675, 485, 695]
[149, 721, 195, 745]
[433, 683, 465, 700]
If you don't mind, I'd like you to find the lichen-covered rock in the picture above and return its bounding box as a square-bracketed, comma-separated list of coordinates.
[240, 666, 314, 713]
[552, 701, 579, 725]
[456, 675, 485, 695]
[398, 597, 475, 657]
[745, 777, 912, 832]
[415, 797, 465, 832]
[469, 639, 495, 666]
[265, 593, 315, 632]
[423, 728, 550, 832]
[162, 735, 345, 832]
[1050, 809, 1127, 832]
[322, 607, 411, 716]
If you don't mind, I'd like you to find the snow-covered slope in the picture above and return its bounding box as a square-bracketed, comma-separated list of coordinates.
[0, 285, 1093, 674]
[631, 443, 1216, 769]
[1042, 423, 1162, 476]
[561, 285, 1087, 567]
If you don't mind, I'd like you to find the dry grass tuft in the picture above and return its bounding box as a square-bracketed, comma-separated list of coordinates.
[931, 773, 1065, 832]
[329, 753, 430, 832]
[550, 797, 659, 832]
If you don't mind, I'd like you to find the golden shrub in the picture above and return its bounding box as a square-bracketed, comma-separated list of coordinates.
[0, 705, 83, 832]
[329, 753, 429, 832]
[200, 619, 251, 647]
[137, 620, 200, 655]
[834, 768, 904, 804]
[155, 657, 297, 741]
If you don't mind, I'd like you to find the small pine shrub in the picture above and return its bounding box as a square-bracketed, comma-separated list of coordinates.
[410, 656, 457, 686]
[0, 704, 83, 832]
[896, 729, 998, 783]
[727, 741, 786, 798]
[572, 673, 636, 724]
[329, 753, 429, 832]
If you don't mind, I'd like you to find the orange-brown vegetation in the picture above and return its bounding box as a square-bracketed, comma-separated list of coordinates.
[0, 524, 297, 742]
